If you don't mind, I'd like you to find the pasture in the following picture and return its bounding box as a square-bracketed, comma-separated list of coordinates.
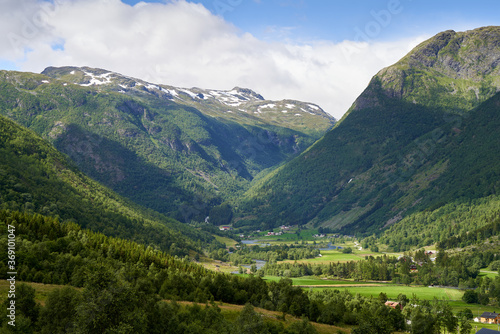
[307, 284, 464, 301]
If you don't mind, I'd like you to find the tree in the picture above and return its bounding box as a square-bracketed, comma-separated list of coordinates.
[286, 318, 318, 334]
[378, 292, 388, 303]
[462, 290, 478, 304]
[236, 303, 269, 334]
[410, 307, 436, 334]
[458, 316, 472, 334]
[342, 247, 353, 254]
[16, 283, 39, 325]
[38, 287, 82, 334]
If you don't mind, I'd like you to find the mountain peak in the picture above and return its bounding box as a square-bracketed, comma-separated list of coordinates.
[352, 26, 500, 113]
[40, 66, 335, 127]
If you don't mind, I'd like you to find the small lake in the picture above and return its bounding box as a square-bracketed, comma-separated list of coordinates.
[319, 243, 342, 251]
[231, 260, 267, 274]
[241, 240, 271, 246]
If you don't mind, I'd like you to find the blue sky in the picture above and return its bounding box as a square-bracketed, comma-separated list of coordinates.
[122, 0, 500, 42]
[0, 0, 499, 118]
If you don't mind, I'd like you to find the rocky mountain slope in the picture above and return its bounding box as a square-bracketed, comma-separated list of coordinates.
[0, 67, 334, 222]
[235, 26, 500, 234]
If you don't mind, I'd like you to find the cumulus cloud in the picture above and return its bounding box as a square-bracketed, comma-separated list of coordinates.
[0, 0, 427, 119]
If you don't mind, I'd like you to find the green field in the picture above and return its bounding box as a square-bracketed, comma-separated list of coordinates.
[307, 284, 464, 301]
[261, 276, 387, 286]
[479, 269, 499, 279]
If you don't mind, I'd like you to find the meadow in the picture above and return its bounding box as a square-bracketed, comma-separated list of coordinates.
[306, 284, 464, 301]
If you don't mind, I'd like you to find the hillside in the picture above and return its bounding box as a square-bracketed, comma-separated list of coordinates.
[0, 68, 334, 223]
[235, 26, 500, 234]
[0, 114, 212, 254]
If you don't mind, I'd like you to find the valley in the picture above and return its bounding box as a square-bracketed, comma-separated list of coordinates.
[1, 25, 500, 333]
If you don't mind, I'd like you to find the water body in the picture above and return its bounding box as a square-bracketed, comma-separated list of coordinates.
[231, 260, 267, 274]
[241, 240, 270, 246]
[241, 240, 259, 245]
[319, 243, 342, 251]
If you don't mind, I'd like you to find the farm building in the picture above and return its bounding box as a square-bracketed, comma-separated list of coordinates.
[480, 312, 500, 324]
[476, 328, 500, 333]
[384, 301, 402, 310]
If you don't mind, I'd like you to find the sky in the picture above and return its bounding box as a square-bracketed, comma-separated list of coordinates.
[0, 0, 499, 119]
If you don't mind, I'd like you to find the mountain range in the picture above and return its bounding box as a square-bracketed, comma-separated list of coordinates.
[235, 26, 500, 236]
[0, 67, 334, 224]
[1, 26, 500, 246]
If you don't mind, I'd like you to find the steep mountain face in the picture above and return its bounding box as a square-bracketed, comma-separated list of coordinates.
[353, 27, 500, 113]
[0, 68, 334, 222]
[0, 114, 211, 254]
[236, 26, 500, 233]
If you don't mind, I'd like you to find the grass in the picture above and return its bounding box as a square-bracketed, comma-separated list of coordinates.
[307, 284, 464, 301]
[479, 269, 499, 279]
[0, 280, 82, 306]
[171, 300, 352, 334]
[259, 276, 390, 287]
[212, 234, 239, 247]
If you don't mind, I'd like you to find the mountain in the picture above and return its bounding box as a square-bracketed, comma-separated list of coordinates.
[235, 26, 500, 234]
[0, 113, 213, 254]
[0, 67, 334, 223]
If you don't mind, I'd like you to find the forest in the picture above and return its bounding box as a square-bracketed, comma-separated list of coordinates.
[0, 210, 481, 333]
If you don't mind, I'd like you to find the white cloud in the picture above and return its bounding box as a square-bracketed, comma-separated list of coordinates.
[0, 0, 427, 119]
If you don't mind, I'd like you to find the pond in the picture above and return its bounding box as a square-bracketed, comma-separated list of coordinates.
[319, 243, 342, 251]
[231, 260, 267, 274]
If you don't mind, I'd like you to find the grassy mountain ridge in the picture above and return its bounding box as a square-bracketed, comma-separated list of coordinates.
[0, 68, 334, 222]
[353, 26, 500, 114]
[0, 113, 212, 254]
[235, 26, 500, 235]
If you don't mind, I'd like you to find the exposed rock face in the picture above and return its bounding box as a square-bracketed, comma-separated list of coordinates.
[404, 27, 500, 79]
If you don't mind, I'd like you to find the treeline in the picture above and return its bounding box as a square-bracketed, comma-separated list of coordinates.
[0, 279, 322, 333]
[380, 195, 500, 251]
[209, 244, 320, 266]
[0, 210, 432, 333]
[259, 249, 500, 289]
[437, 215, 500, 249]
[463, 274, 500, 306]
[0, 211, 312, 316]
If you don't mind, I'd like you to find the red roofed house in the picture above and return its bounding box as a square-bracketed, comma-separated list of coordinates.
[385, 301, 402, 310]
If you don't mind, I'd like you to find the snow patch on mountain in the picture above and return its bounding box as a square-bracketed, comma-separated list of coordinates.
[80, 71, 113, 86]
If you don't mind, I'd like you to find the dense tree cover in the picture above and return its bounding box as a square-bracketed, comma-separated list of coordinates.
[0, 114, 216, 255]
[259, 248, 500, 290]
[0, 210, 434, 333]
[380, 195, 500, 251]
[437, 213, 500, 250]
[210, 244, 320, 266]
[0, 281, 320, 333]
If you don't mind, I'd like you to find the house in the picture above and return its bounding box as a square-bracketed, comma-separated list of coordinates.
[219, 226, 232, 231]
[384, 301, 402, 310]
[480, 311, 500, 324]
[476, 328, 500, 334]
